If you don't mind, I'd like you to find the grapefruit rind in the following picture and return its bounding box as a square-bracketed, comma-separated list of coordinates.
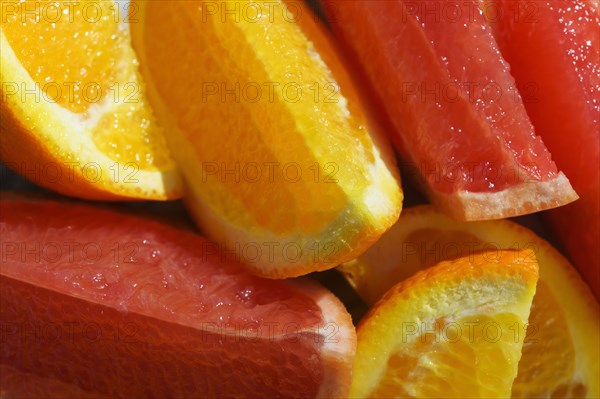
[427, 171, 578, 221]
[297, 280, 357, 398]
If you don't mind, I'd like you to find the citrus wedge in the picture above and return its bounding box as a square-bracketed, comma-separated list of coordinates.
[351, 248, 539, 398]
[1, 364, 106, 399]
[489, 0, 600, 298]
[340, 205, 600, 398]
[0, 196, 356, 397]
[322, 0, 578, 220]
[0, 0, 182, 200]
[130, 0, 402, 278]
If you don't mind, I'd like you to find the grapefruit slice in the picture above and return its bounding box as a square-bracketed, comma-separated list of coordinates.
[0, 0, 183, 200]
[340, 205, 600, 398]
[0, 197, 356, 397]
[489, 0, 600, 298]
[322, 0, 578, 220]
[130, 0, 403, 278]
[1, 365, 107, 399]
[351, 249, 539, 398]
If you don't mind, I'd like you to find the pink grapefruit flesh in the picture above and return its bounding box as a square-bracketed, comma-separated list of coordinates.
[490, 0, 600, 298]
[322, 0, 577, 220]
[0, 197, 355, 398]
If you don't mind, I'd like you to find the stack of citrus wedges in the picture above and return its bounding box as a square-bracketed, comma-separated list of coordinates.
[1, 0, 598, 397]
[340, 206, 599, 398]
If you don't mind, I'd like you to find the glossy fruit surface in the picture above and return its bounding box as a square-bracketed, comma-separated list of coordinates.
[0, 197, 356, 398]
[490, 0, 600, 298]
[0, 0, 182, 200]
[341, 205, 600, 398]
[322, 0, 577, 220]
[130, 0, 402, 277]
[351, 248, 539, 398]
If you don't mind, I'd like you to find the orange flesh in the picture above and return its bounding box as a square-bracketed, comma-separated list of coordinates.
[400, 230, 583, 398]
[2, 0, 123, 114]
[351, 248, 540, 398]
[372, 313, 525, 398]
[513, 281, 583, 398]
[137, 0, 386, 235]
[1, 0, 172, 170]
[343, 210, 588, 399]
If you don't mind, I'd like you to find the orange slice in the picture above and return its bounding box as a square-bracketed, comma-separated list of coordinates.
[130, 0, 402, 277]
[351, 249, 539, 398]
[341, 205, 600, 398]
[0, 0, 182, 200]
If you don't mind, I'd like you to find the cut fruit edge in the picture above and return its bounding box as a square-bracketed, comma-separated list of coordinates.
[183, 178, 402, 278]
[298, 280, 356, 399]
[0, 27, 182, 200]
[422, 170, 578, 221]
